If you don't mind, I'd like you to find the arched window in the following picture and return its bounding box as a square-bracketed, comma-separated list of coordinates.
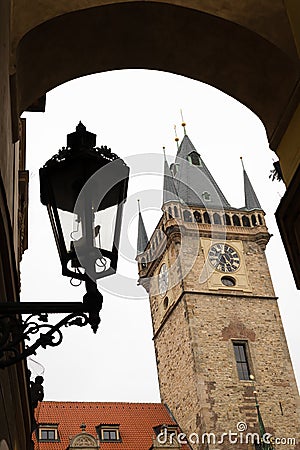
[174, 206, 179, 218]
[193, 211, 202, 223]
[251, 214, 257, 226]
[232, 215, 241, 226]
[168, 206, 173, 219]
[258, 214, 263, 225]
[224, 214, 231, 226]
[187, 151, 202, 166]
[213, 213, 221, 224]
[183, 210, 192, 222]
[203, 212, 211, 224]
[242, 215, 250, 227]
[141, 257, 147, 269]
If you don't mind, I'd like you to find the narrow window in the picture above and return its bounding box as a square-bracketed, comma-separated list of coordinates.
[203, 211, 211, 224]
[233, 342, 251, 380]
[174, 206, 179, 218]
[168, 206, 173, 219]
[258, 214, 263, 225]
[224, 214, 231, 226]
[193, 211, 202, 223]
[251, 214, 257, 226]
[232, 214, 241, 226]
[213, 213, 221, 224]
[183, 210, 192, 222]
[187, 152, 202, 166]
[242, 215, 250, 227]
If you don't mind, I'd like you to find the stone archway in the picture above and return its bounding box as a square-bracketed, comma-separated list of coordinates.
[13, 1, 299, 149]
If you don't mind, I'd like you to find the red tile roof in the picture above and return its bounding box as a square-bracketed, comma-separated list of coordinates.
[33, 401, 189, 450]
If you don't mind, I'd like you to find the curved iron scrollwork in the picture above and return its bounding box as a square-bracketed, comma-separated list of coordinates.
[0, 311, 89, 369]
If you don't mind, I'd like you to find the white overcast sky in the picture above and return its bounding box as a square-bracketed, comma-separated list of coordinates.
[21, 70, 300, 402]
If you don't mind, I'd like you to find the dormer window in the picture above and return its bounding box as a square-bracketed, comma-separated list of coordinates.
[187, 152, 201, 166]
[37, 424, 59, 442]
[96, 425, 121, 442]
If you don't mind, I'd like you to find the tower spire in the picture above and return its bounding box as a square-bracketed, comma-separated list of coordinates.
[240, 157, 262, 210]
[180, 109, 187, 135]
[136, 200, 148, 256]
[162, 147, 179, 205]
[174, 125, 179, 150]
[174, 134, 231, 208]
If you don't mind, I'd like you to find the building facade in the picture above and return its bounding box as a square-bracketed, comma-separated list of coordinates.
[32, 401, 190, 450]
[137, 134, 300, 449]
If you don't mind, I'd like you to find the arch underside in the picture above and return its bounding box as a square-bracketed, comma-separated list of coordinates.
[16, 2, 300, 147]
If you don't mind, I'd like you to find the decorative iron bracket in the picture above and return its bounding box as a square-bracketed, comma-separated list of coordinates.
[0, 281, 103, 369]
[0, 302, 90, 369]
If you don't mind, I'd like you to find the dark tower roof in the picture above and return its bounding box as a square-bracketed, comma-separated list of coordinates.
[137, 202, 149, 256]
[163, 153, 179, 205]
[173, 135, 231, 209]
[242, 161, 262, 210]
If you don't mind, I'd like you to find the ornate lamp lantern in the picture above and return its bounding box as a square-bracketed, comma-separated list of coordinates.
[0, 123, 129, 368]
[39, 122, 129, 283]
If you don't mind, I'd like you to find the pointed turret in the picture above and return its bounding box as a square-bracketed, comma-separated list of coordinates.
[174, 134, 231, 209]
[162, 148, 179, 205]
[241, 158, 262, 210]
[136, 200, 149, 256]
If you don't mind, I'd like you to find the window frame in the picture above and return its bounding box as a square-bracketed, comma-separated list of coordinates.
[97, 425, 121, 442]
[232, 341, 252, 381]
[37, 424, 59, 442]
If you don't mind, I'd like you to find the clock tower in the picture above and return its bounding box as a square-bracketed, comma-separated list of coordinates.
[137, 133, 300, 449]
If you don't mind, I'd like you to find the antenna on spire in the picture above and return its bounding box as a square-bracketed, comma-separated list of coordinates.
[180, 109, 187, 135]
[174, 125, 179, 150]
[162, 146, 166, 160]
[137, 198, 141, 214]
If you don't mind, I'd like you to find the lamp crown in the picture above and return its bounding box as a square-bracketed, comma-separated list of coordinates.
[67, 121, 96, 150]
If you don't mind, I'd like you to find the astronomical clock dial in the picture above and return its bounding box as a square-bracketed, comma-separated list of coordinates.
[158, 263, 169, 295]
[208, 243, 240, 273]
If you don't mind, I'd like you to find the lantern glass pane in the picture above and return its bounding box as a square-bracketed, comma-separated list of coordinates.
[93, 204, 118, 252]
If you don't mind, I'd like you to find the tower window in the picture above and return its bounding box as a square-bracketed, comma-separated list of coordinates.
[174, 206, 179, 218]
[187, 152, 202, 166]
[242, 215, 251, 227]
[233, 342, 251, 380]
[224, 214, 231, 226]
[193, 211, 202, 223]
[203, 211, 211, 224]
[232, 214, 241, 226]
[202, 191, 211, 201]
[183, 210, 192, 222]
[213, 213, 221, 224]
[221, 276, 236, 287]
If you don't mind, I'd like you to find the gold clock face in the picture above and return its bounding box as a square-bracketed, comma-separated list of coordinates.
[208, 243, 240, 273]
[158, 263, 169, 295]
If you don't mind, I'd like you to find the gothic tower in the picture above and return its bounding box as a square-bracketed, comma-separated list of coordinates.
[137, 133, 300, 450]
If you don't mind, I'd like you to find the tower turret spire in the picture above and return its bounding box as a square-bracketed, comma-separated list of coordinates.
[136, 200, 148, 256]
[241, 157, 262, 210]
[162, 147, 179, 205]
[174, 134, 231, 208]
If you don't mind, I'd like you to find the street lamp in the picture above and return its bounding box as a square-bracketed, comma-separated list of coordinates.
[0, 123, 129, 368]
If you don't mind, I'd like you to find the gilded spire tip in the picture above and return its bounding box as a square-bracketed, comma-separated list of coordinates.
[174, 125, 179, 149]
[180, 109, 187, 135]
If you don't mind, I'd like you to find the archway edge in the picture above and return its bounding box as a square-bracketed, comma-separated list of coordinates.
[16, 2, 300, 146]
